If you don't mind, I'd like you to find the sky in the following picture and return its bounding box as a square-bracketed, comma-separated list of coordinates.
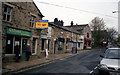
[34, 0, 119, 31]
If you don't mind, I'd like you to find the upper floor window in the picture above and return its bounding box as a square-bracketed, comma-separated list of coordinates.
[3, 5, 12, 22]
[30, 16, 36, 28]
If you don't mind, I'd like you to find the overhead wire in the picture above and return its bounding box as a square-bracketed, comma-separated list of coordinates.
[35, 1, 117, 19]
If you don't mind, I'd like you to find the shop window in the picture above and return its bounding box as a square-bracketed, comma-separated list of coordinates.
[14, 36, 21, 53]
[30, 15, 36, 28]
[6, 35, 13, 54]
[3, 5, 12, 22]
[58, 41, 64, 50]
[66, 42, 72, 50]
[32, 38, 37, 54]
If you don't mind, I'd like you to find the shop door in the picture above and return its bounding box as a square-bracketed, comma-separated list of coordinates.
[22, 39, 27, 60]
[48, 40, 50, 54]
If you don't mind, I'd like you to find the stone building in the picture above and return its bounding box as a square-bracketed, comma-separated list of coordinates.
[65, 24, 92, 49]
[48, 22, 81, 54]
[2, 2, 44, 62]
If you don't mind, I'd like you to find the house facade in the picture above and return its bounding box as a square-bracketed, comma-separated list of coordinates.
[65, 24, 92, 49]
[2, 2, 44, 62]
[2, 2, 84, 63]
[47, 22, 81, 54]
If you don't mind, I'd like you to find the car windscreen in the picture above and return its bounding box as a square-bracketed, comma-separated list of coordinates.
[104, 49, 120, 59]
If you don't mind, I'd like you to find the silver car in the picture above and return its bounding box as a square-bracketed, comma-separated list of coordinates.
[99, 48, 120, 75]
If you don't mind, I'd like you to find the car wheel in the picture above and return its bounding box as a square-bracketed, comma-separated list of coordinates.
[99, 70, 109, 75]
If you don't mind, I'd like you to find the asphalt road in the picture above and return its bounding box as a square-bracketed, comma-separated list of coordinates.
[18, 49, 105, 75]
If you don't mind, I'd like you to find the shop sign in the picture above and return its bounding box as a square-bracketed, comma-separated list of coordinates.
[41, 34, 47, 39]
[47, 27, 52, 37]
[7, 27, 32, 37]
[36, 20, 48, 29]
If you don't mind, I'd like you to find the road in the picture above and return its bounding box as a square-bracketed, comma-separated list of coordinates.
[18, 49, 105, 75]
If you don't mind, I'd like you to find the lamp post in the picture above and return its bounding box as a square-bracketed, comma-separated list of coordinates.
[112, 10, 120, 36]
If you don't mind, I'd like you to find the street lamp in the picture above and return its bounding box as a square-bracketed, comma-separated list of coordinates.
[112, 11, 120, 13]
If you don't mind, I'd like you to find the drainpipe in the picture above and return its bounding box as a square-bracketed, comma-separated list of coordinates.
[0, 2, 2, 75]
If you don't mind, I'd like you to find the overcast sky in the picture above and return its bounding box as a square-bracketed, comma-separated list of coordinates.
[34, 0, 119, 31]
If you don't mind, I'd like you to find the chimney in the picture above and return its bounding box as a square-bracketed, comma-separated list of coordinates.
[54, 18, 58, 24]
[61, 20, 64, 26]
[71, 21, 73, 26]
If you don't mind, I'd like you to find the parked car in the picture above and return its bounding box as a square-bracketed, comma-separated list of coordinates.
[99, 48, 120, 75]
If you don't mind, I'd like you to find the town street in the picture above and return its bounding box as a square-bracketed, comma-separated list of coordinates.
[17, 49, 105, 75]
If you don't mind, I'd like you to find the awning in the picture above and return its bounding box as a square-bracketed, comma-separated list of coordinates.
[66, 38, 70, 41]
[84, 38, 91, 42]
[56, 38, 65, 42]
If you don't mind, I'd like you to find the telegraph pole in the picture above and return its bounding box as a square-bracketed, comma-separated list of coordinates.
[0, 1, 2, 75]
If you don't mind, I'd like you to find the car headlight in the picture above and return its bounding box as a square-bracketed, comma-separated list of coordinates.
[99, 64, 108, 69]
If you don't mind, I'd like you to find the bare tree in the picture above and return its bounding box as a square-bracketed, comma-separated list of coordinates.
[89, 17, 106, 47]
[90, 17, 106, 31]
[106, 27, 118, 43]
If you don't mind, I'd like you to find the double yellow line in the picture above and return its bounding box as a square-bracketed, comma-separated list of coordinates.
[7, 52, 83, 74]
[13, 60, 57, 74]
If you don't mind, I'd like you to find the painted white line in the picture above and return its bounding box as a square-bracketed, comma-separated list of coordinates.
[89, 66, 98, 74]
[94, 66, 98, 70]
[89, 70, 94, 74]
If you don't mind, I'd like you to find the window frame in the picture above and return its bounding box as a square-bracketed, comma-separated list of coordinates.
[30, 15, 36, 28]
[3, 5, 12, 22]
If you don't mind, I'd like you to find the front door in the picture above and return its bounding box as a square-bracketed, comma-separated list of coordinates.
[22, 39, 27, 60]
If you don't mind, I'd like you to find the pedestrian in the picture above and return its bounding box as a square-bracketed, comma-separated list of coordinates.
[25, 44, 31, 61]
[14, 43, 20, 62]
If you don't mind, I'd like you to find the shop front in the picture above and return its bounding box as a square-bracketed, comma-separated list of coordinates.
[77, 35, 84, 50]
[66, 38, 72, 52]
[54, 38, 65, 54]
[5, 26, 32, 61]
[84, 38, 92, 49]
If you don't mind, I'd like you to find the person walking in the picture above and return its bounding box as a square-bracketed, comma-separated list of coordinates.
[14, 43, 20, 62]
[25, 44, 31, 61]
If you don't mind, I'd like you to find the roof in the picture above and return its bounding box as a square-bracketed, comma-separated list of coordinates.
[49, 22, 81, 35]
[33, 1, 44, 17]
[65, 24, 88, 27]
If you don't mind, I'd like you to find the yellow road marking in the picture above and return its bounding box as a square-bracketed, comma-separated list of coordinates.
[13, 52, 84, 74]
[14, 61, 56, 74]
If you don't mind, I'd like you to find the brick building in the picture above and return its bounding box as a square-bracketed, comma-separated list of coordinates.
[2, 2, 44, 62]
[65, 24, 92, 49]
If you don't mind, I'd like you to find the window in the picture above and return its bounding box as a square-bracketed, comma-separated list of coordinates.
[30, 16, 36, 28]
[3, 5, 12, 21]
[58, 42, 64, 50]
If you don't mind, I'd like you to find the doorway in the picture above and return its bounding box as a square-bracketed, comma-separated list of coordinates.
[32, 38, 37, 55]
[21, 38, 28, 60]
[48, 40, 50, 54]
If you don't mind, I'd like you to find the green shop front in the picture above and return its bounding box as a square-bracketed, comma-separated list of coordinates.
[6, 26, 32, 61]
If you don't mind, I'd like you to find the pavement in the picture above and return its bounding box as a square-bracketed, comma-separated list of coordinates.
[2, 50, 90, 74]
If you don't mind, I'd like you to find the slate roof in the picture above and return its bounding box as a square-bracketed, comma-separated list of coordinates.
[65, 24, 88, 27]
[49, 22, 81, 35]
